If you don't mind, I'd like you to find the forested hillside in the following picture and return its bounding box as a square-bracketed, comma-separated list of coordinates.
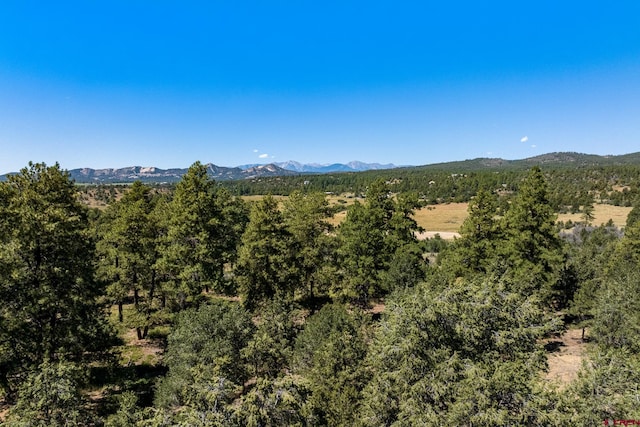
[2, 161, 640, 425]
[216, 154, 640, 211]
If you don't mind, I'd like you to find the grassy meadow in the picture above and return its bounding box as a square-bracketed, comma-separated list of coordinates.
[242, 194, 633, 235]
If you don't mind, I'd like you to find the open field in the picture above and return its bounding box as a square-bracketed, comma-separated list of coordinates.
[324, 198, 470, 232]
[325, 201, 469, 236]
[240, 195, 633, 235]
[557, 204, 632, 227]
[413, 202, 469, 233]
[417, 202, 633, 234]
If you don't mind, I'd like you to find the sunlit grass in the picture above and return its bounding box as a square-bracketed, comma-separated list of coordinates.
[413, 203, 469, 233]
[557, 204, 632, 227]
[239, 193, 633, 231]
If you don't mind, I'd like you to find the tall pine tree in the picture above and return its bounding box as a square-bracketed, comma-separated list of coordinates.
[96, 181, 162, 339]
[336, 180, 422, 303]
[236, 196, 299, 310]
[282, 191, 336, 300]
[159, 162, 242, 306]
[440, 189, 502, 278]
[499, 167, 565, 305]
[0, 163, 112, 398]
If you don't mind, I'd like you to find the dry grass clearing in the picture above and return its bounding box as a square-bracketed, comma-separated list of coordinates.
[557, 204, 632, 227]
[417, 202, 632, 233]
[326, 201, 470, 233]
[326, 194, 362, 206]
[415, 202, 632, 234]
[544, 328, 587, 389]
[328, 210, 348, 227]
[328, 201, 470, 234]
[413, 203, 469, 233]
[237, 195, 632, 232]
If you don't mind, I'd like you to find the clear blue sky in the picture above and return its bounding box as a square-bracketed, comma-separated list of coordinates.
[2, 1, 640, 173]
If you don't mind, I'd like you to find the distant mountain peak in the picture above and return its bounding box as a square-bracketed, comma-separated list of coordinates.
[236, 160, 398, 173]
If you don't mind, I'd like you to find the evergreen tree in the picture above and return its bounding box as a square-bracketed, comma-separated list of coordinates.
[440, 189, 502, 277]
[236, 196, 299, 310]
[155, 301, 254, 409]
[581, 196, 595, 225]
[242, 297, 298, 379]
[159, 162, 239, 307]
[552, 224, 640, 424]
[359, 278, 555, 426]
[104, 391, 146, 427]
[591, 266, 640, 351]
[499, 167, 565, 305]
[626, 198, 640, 228]
[615, 213, 640, 267]
[554, 348, 640, 425]
[96, 181, 162, 338]
[336, 180, 421, 303]
[231, 376, 313, 427]
[335, 200, 387, 303]
[282, 191, 336, 300]
[555, 267, 640, 425]
[292, 303, 370, 426]
[566, 224, 620, 339]
[380, 243, 428, 292]
[386, 191, 423, 249]
[0, 163, 112, 398]
[2, 359, 93, 426]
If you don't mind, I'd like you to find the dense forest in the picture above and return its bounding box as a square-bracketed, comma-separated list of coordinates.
[2, 161, 640, 426]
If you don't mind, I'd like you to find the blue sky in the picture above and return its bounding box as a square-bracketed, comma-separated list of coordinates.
[1, 1, 640, 173]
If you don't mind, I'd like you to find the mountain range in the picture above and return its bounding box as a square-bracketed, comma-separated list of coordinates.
[65, 163, 299, 183]
[0, 160, 396, 184]
[237, 161, 398, 173]
[3, 152, 640, 183]
[1, 161, 399, 183]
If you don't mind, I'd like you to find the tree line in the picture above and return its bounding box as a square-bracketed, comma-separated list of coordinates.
[1, 161, 640, 425]
[214, 163, 640, 210]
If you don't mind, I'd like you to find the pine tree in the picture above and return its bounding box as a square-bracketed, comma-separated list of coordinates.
[292, 303, 369, 426]
[336, 180, 421, 303]
[159, 162, 238, 307]
[335, 200, 386, 303]
[236, 196, 299, 310]
[440, 189, 502, 277]
[626, 198, 640, 228]
[96, 181, 162, 338]
[359, 278, 554, 426]
[499, 167, 565, 304]
[0, 163, 112, 398]
[564, 224, 620, 339]
[282, 191, 336, 300]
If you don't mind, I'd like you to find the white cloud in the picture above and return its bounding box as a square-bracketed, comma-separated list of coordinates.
[259, 153, 269, 159]
[531, 144, 537, 148]
[253, 149, 259, 153]
[520, 136, 529, 143]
